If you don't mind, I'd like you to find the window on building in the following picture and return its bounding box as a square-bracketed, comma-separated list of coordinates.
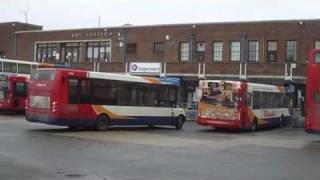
[315, 40, 320, 49]
[179, 42, 189, 62]
[248, 41, 259, 62]
[0, 51, 5, 58]
[127, 43, 137, 54]
[230, 41, 240, 61]
[86, 41, 111, 62]
[196, 42, 206, 52]
[36, 43, 59, 62]
[267, 41, 278, 62]
[196, 41, 206, 62]
[153, 42, 165, 53]
[286, 41, 297, 62]
[213, 41, 223, 62]
[65, 42, 81, 63]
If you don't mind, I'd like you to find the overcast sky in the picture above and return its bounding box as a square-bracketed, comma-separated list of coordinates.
[1, 0, 320, 30]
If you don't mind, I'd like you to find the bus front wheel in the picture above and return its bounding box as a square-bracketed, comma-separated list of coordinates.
[96, 114, 110, 131]
[175, 115, 185, 130]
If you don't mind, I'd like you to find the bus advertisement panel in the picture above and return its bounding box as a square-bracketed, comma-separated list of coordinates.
[26, 68, 186, 130]
[197, 80, 290, 131]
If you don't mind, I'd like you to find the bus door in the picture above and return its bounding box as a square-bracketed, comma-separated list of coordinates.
[12, 79, 27, 109]
[0, 76, 8, 105]
[67, 77, 80, 114]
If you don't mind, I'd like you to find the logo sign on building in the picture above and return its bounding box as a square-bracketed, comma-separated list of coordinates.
[130, 62, 161, 74]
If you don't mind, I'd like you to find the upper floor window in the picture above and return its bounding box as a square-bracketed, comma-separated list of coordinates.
[286, 41, 297, 62]
[248, 41, 259, 62]
[179, 42, 189, 62]
[267, 41, 277, 62]
[127, 43, 137, 54]
[86, 41, 111, 62]
[0, 51, 5, 58]
[213, 41, 223, 62]
[315, 40, 320, 49]
[153, 42, 165, 53]
[230, 41, 240, 61]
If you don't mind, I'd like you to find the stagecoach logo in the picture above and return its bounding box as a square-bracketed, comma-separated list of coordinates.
[131, 64, 138, 71]
[130, 62, 161, 74]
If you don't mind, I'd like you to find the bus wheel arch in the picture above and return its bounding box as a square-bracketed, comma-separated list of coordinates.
[175, 115, 185, 130]
[95, 113, 110, 131]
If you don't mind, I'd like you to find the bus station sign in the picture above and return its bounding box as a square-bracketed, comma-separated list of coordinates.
[130, 62, 161, 74]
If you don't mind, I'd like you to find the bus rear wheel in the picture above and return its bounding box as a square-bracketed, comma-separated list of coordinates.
[96, 115, 110, 131]
[175, 115, 185, 130]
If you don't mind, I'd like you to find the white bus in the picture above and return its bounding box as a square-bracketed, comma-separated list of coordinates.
[197, 80, 291, 131]
[26, 68, 186, 130]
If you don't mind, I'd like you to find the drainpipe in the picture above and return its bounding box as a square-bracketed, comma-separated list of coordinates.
[189, 32, 195, 62]
[240, 32, 248, 80]
[118, 30, 127, 63]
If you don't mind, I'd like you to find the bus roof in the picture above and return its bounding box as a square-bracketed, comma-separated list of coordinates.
[0, 72, 30, 79]
[35, 68, 180, 86]
[199, 80, 284, 93]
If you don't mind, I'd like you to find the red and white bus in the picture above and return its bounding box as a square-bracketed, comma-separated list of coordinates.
[0, 73, 28, 112]
[26, 68, 186, 130]
[197, 80, 290, 131]
[305, 49, 320, 133]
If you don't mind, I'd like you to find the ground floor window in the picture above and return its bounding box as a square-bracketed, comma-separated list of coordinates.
[36, 43, 59, 62]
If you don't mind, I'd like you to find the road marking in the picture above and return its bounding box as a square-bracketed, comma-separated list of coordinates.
[55, 131, 209, 148]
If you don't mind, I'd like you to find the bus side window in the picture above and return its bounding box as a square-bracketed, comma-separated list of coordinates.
[93, 79, 117, 105]
[314, 91, 320, 104]
[80, 79, 91, 104]
[315, 52, 320, 63]
[168, 86, 177, 107]
[252, 91, 260, 109]
[246, 93, 252, 107]
[158, 86, 169, 107]
[68, 78, 79, 104]
[274, 93, 281, 108]
[260, 92, 268, 109]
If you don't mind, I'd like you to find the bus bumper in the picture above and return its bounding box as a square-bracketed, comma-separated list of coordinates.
[197, 118, 242, 129]
[25, 113, 95, 127]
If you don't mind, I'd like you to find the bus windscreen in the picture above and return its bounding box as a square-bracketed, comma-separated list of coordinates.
[201, 82, 237, 109]
[31, 70, 56, 81]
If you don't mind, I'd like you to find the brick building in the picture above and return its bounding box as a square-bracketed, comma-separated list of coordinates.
[2, 19, 319, 110]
